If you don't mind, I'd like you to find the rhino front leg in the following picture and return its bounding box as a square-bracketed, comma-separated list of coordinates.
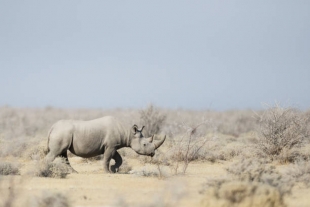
[110, 151, 122, 173]
[102, 147, 115, 173]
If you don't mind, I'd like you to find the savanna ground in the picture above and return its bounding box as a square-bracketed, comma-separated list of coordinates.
[1, 104, 310, 207]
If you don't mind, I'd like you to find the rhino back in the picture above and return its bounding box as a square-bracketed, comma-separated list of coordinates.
[69, 116, 127, 157]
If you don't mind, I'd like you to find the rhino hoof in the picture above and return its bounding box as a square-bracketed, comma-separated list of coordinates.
[110, 166, 118, 173]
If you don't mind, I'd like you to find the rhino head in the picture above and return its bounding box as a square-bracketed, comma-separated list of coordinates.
[130, 125, 166, 157]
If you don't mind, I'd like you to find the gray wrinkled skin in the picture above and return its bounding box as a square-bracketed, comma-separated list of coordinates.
[44, 116, 166, 173]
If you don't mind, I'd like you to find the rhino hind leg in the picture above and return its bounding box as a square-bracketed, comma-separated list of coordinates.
[110, 151, 123, 173]
[44, 151, 57, 164]
[60, 151, 78, 173]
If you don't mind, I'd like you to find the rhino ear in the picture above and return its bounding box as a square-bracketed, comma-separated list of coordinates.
[132, 125, 138, 135]
[139, 126, 145, 132]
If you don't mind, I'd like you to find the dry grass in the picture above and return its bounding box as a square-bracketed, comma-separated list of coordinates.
[201, 158, 292, 207]
[202, 180, 286, 207]
[286, 159, 310, 187]
[0, 105, 310, 206]
[227, 158, 292, 195]
[34, 158, 70, 179]
[0, 162, 20, 176]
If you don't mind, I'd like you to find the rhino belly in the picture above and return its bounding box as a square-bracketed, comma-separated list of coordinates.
[69, 136, 105, 158]
[69, 146, 104, 158]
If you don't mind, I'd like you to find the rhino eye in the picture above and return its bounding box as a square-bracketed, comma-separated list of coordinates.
[143, 143, 146, 147]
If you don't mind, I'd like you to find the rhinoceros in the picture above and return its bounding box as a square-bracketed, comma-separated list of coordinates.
[44, 116, 166, 173]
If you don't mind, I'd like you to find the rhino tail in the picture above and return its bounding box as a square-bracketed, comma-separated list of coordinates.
[45, 126, 54, 155]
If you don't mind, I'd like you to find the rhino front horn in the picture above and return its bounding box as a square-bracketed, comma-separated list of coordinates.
[154, 135, 166, 149]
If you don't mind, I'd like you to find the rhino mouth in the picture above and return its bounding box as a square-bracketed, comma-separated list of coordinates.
[150, 152, 155, 157]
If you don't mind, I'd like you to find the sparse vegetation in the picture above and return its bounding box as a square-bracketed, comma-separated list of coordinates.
[0, 105, 310, 206]
[34, 158, 70, 178]
[255, 104, 309, 162]
[168, 120, 209, 174]
[201, 158, 292, 207]
[0, 162, 20, 176]
[286, 159, 310, 186]
[129, 167, 161, 177]
[202, 180, 286, 207]
[226, 158, 292, 195]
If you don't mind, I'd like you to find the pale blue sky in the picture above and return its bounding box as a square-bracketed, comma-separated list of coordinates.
[0, 1, 309, 110]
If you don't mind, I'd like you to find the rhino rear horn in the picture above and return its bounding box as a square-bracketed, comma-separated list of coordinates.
[149, 135, 154, 143]
[154, 135, 166, 149]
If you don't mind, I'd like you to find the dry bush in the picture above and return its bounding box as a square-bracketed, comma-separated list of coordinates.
[129, 167, 161, 177]
[147, 124, 242, 175]
[0, 139, 29, 158]
[197, 140, 244, 163]
[255, 105, 309, 162]
[202, 180, 286, 207]
[0, 162, 20, 176]
[23, 141, 47, 161]
[201, 158, 291, 207]
[226, 159, 292, 195]
[34, 158, 70, 178]
[286, 159, 310, 186]
[30, 191, 71, 207]
[139, 104, 166, 137]
[275, 147, 310, 164]
[167, 121, 209, 174]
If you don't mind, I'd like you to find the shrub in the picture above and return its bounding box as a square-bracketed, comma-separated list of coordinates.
[201, 158, 292, 207]
[167, 121, 209, 174]
[197, 141, 244, 163]
[201, 180, 286, 207]
[226, 159, 292, 195]
[24, 142, 47, 161]
[129, 167, 160, 177]
[0, 162, 20, 175]
[34, 158, 69, 178]
[30, 191, 71, 207]
[139, 104, 166, 137]
[256, 105, 309, 161]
